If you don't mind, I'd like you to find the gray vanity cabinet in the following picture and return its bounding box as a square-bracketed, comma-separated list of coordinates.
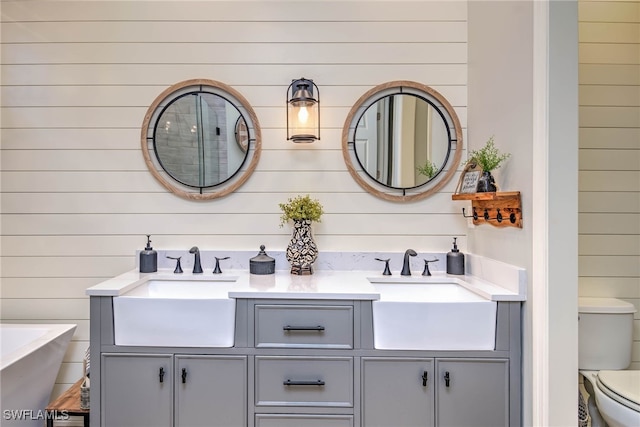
[101, 353, 173, 427]
[100, 353, 247, 427]
[361, 358, 509, 427]
[175, 355, 247, 427]
[91, 294, 521, 427]
[251, 302, 357, 426]
[361, 357, 435, 427]
[435, 358, 509, 427]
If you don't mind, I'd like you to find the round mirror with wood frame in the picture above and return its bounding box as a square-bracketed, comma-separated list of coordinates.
[141, 79, 261, 200]
[342, 81, 462, 202]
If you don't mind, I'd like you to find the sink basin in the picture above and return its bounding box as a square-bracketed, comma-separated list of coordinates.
[113, 279, 237, 347]
[372, 283, 496, 350]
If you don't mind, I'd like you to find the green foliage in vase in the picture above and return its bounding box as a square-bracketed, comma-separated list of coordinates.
[466, 136, 511, 172]
[416, 160, 438, 179]
[279, 194, 324, 227]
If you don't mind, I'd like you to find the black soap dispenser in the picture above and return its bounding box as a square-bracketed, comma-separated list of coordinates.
[446, 237, 465, 275]
[139, 235, 157, 273]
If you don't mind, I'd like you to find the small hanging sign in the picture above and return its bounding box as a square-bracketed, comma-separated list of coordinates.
[456, 162, 482, 194]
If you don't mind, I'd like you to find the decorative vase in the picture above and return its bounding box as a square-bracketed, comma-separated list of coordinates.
[476, 171, 497, 192]
[286, 219, 318, 275]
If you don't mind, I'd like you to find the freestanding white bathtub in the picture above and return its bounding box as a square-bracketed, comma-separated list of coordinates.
[1, 324, 76, 427]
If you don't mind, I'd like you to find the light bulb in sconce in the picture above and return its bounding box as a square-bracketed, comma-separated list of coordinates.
[297, 106, 309, 124]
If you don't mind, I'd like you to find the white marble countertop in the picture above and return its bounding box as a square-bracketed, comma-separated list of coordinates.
[86, 263, 526, 302]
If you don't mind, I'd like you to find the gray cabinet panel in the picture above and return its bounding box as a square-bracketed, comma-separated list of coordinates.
[436, 359, 509, 427]
[255, 304, 354, 348]
[101, 353, 173, 427]
[175, 355, 247, 427]
[255, 414, 354, 427]
[361, 358, 434, 427]
[255, 356, 353, 407]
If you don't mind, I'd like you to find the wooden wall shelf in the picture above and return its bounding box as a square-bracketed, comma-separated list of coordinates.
[452, 191, 522, 228]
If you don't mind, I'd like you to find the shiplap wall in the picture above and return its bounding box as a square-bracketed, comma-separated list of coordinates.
[0, 0, 468, 397]
[578, 0, 640, 369]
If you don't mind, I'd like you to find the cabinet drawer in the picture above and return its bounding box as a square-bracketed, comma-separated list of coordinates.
[255, 304, 353, 348]
[255, 414, 353, 427]
[255, 356, 353, 407]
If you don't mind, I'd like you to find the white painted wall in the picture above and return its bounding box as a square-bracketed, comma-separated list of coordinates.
[467, 2, 536, 425]
[0, 0, 469, 398]
[578, 0, 640, 369]
[468, 1, 580, 426]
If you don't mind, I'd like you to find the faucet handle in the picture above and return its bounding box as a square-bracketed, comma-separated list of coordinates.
[213, 256, 230, 274]
[167, 256, 183, 274]
[422, 258, 438, 276]
[374, 258, 392, 276]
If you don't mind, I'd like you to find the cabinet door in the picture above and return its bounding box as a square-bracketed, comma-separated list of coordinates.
[361, 357, 434, 427]
[101, 353, 172, 427]
[436, 358, 509, 427]
[255, 414, 353, 427]
[175, 355, 247, 427]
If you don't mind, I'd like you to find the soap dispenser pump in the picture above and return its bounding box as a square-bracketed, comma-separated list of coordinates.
[139, 235, 157, 273]
[446, 237, 465, 275]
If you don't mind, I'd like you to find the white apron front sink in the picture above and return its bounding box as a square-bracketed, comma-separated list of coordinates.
[372, 282, 497, 351]
[113, 279, 237, 348]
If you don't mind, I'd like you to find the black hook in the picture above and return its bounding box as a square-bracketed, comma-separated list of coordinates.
[462, 207, 478, 221]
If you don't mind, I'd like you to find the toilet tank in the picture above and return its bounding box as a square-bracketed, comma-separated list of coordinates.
[578, 297, 636, 370]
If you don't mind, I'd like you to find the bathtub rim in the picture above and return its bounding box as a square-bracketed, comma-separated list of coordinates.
[0, 323, 77, 371]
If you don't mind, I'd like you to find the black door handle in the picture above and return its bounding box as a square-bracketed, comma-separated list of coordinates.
[182, 368, 187, 384]
[283, 379, 325, 386]
[444, 371, 450, 387]
[422, 371, 428, 387]
[283, 325, 325, 331]
[159, 367, 165, 383]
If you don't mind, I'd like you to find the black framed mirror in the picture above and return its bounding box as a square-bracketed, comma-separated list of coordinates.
[141, 79, 261, 200]
[342, 81, 462, 202]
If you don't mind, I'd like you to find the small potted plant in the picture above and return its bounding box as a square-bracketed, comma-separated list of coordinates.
[416, 160, 438, 180]
[279, 195, 324, 275]
[466, 136, 510, 192]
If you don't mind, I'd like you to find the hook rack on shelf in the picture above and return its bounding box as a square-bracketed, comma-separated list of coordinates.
[452, 191, 522, 228]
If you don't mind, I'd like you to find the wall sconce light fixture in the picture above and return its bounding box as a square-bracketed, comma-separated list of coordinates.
[287, 78, 320, 143]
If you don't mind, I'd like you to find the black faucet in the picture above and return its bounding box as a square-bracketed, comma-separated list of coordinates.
[401, 249, 417, 276]
[189, 246, 203, 274]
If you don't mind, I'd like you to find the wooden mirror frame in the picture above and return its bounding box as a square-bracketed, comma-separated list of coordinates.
[141, 79, 261, 201]
[342, 80, 463, 202]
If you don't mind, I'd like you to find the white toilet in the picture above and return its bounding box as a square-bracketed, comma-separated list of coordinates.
[579, 297, 640, 427]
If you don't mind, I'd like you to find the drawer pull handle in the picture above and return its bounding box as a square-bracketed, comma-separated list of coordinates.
[283, 325, 325, 332]
[283, 379, 325, 386]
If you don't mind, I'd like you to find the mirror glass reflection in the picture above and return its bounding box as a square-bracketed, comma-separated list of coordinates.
[342, 81, 462, 202]
[353, 94, 449, 189]
[154, 92, 248, 188]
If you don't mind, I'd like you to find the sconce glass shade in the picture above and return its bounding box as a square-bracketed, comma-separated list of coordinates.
[287, 78, 320, 143]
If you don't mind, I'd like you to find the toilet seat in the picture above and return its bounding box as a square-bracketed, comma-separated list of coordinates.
[596, 370, 640, 413]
